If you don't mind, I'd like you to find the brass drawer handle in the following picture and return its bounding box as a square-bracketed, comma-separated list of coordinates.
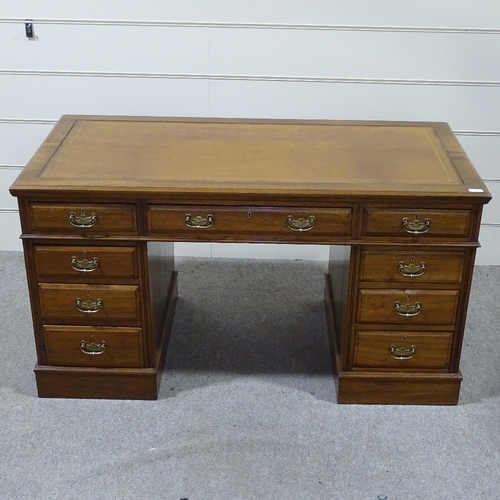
[185, 213, 214, 229]
[389, 344, 416, 360]
[398, 260, 426, 278]
[69, 208, 98, 228]
[287, 215, 316, 232]
[71, 256, 100, 273]
[76, 298, 103, 314]
[402, 216, 430, 234]
[394, 301, 421, 317]
[80, 340, 106, 355]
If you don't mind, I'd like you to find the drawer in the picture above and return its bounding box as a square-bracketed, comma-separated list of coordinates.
[357, 289, 459, 325]
[38, 284, 141, 325]
[353, 330, 452, 369]
[148, 205, 352, 241]
[43, 326, 144, 368]
[28, 203, 138, 235]
[34, 245, 138, 279]
[359, 249, 465, 283]
[363, 208, 471, 238]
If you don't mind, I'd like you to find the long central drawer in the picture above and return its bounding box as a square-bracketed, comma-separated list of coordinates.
[148, 205, 352, 241]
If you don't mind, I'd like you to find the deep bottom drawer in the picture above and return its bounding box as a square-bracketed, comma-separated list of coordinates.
[43, 325, 144, 367]
[353, 330, 453, 369]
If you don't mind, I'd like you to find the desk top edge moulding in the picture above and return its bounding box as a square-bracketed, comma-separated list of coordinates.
[10, 115, 491, 404]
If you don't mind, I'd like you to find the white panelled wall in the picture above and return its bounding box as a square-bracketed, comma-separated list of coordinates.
[1, 1, 499, 263]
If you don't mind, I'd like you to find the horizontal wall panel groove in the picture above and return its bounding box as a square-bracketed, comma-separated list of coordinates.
[2, 70, 500, 87]
[454, 130, 500, 136]
[1, 0, 499, 28]
[2, 18, 500, 34]
[0, 118, 57, 125]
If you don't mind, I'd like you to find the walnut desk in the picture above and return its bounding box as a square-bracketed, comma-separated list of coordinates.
[10, 116, 491, 404]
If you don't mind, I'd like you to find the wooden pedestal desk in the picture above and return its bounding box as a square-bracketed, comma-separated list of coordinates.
[10, 115, 491, 404]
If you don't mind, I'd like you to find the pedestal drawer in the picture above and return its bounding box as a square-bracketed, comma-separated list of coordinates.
[357, 289, 459, 325]
[353, 330, 453, 369]
[359, 249, 465, 283]
[148, 205, 352, 241]
[28, 203, 138, 235]
[34, 245, 138, 279]
[38, 284, 141, 325]
[43, 326, 144, 367]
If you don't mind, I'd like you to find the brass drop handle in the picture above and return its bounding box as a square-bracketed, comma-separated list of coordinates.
[76, 298, 103, 314]
[71, 256, 100, 273]
[69, 208, 98, 228]
[287, 215, 316, 232]
[402, 216, 430, 234]
[398, 260, 426, 278]
[80, 340, 106, 355]
[394, 301, 421, 317]
[185, 213, 214, 229]
[389, 344, 416, 360]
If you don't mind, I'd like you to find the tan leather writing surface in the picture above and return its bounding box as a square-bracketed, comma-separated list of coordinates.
[12, 117, 488, 198]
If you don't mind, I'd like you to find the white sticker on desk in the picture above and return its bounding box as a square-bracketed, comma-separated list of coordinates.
[468, 188, 484, 192]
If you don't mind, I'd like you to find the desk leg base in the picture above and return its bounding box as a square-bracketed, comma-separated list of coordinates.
[335, 372, 462, 405]
[34, 273, 178, 400]
[324, 275, 462, 405]
[34, 366, 161, 400]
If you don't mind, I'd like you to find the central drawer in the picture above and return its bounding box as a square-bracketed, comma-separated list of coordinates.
[148, 205, 352, 241]
[43, 325, 144, 368]
[357, 289, 459, 325]
[38, 283, 141, 325]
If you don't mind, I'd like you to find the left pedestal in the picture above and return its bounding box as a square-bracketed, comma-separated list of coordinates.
[22, 228, 177, 400]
